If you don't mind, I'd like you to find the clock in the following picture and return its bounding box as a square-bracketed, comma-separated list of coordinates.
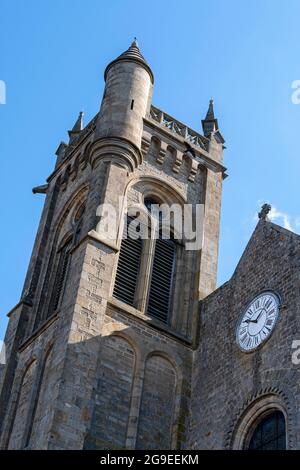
[237, 291, 280, 352]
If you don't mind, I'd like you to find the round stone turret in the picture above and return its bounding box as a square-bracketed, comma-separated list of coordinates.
[95, 39, 154, 150]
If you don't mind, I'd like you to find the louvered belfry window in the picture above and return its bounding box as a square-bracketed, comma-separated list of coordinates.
[113, 216, 142, 306]
[147, 236, 175, 324]
[113, 202, 176, 324]
[47, 238, 72, 317]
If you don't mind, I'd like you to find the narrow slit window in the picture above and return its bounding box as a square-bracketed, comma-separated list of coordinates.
[130, 99, 134, 110]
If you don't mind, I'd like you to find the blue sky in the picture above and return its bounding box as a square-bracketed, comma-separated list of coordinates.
[1, 0, 300, 340]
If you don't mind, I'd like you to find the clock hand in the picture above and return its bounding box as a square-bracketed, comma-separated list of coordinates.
[243, 308, 266, 325]
[247, 308, 265, 324]
[254, 308, 265, 323]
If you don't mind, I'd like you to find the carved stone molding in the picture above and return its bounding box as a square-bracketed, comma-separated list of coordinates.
[141, 137, 151, 158]
[90, 137, 143, 172]
[156, 141, 168, 164]
[172, 150, 183, 174]
[188, 159, 199, 182]
[225, 386, 297, 450]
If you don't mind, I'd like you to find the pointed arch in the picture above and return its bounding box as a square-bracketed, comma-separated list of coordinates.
[25, 345, 54, 449]
[231, 393, 289, 450]
[8, 359, 37, 449]
[31, 184, 89, 332]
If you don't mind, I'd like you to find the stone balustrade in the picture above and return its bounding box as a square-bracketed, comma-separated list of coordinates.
[149, 105, 209, 152]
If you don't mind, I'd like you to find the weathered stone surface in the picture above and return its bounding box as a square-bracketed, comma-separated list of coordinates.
[187, 221, 300, 450]
[0, 41, 226, 451]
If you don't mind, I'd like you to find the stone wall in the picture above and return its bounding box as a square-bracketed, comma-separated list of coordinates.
[0, 42, 225, 450]
[187, 220, 300, 449]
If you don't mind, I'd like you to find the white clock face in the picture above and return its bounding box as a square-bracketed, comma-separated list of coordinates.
[237, 291, 280, 352]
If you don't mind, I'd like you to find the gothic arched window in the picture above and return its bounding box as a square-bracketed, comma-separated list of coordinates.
[47, 237, 73, 318]
[248, 411, 286, 450]
[113, 197, 177, 325]
[46, 203, 85, 320]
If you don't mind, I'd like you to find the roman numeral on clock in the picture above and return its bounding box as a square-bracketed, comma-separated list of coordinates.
[240, 334, 248, 346]
[265, 299, 272, 309]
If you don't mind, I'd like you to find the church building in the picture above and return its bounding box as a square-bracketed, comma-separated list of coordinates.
[0, 40, 298, 450]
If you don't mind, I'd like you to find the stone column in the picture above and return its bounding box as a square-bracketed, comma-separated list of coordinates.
[198, 168, 223, 300]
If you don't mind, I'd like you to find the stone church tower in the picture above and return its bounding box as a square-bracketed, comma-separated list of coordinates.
[0, 40, 226, 449]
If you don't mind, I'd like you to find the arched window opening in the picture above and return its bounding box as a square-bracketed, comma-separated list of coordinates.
[248, 410, 286, 450]
[113, 195, 178, 324]
[73, 203, 85, 245]
[25, 347, 54, 449]
[144, 196, 162, 225]
[45, 202, 85, 321]
[47, 237, 72, 318]
[31, 195, 87, 333]
[144, 197, 160, 212]
[8, 360, 37, 449]
[146, 235, 176, 324]
[113, 216, 143, 306]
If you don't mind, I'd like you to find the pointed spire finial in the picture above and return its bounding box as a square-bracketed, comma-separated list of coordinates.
[131, 37, 138, 47]
[201, 98, 225, 143]
[72, 111, 84, 131]
[68, 111, 84, 143]
[202, 98, 218, 137]
[104, 38, 154, 84]
[205, 98, 215, 120]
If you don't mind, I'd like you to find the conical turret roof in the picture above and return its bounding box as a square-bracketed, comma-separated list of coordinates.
[104, 39, 154, 83]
